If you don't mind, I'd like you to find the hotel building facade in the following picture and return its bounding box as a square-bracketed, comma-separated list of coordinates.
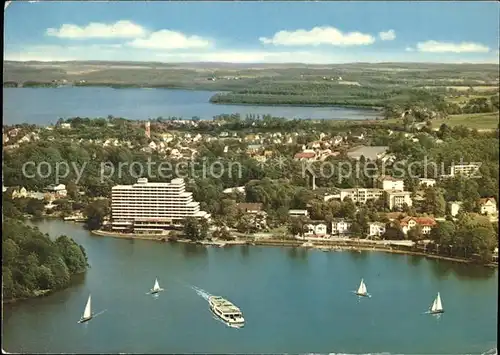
[111, 178, 210, 233]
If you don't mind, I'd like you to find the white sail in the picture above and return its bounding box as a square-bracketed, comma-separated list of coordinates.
[357, 279, 367, 295]
[153, 278, 160, 291]
[83, 295, 92, 319]
[431, 292, 443, 312]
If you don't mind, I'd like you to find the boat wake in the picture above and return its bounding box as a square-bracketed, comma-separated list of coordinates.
[190, 285, 213, 301]
[93, 309, 107, 318]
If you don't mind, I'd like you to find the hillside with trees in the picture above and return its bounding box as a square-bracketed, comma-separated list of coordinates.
[2, 218, 89, 301]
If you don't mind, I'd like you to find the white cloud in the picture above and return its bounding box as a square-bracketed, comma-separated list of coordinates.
[46, 20, 147, 39]
[127, 30, 212, 50]
[405, 47, 414, 52]
[5, 45, 499, 64]
[259, 26, 375, 46]
[379, 30, 396, 41]
[416, 40, 490, 53]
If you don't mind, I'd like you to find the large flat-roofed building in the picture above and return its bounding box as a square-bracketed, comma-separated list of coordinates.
[450, 163, 481, 177]
[338, 188, 384, 204]
[441, 162, 481, 178]
[385, 190, 412, 210]
[111, 178, 210, 233]
[377, 175, 404, 191]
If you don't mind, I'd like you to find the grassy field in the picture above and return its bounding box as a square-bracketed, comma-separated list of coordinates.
[362, 112, 498, 130]
[432, 112, 499, 130]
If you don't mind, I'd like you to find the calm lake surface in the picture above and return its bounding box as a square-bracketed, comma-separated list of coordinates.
[3, 87, 380, 125]
[3, 220, 497, 354]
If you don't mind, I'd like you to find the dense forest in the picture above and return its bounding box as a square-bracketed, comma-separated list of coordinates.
[2, 217, 89, 301]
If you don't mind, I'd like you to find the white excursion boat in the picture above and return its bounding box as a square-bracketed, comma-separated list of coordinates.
[429, 292, 444, 314]
[208, 295, 245, 328]
[78, 294, 93, 323]
[356, 279, 369, 297]
[150, 278, 164, 294]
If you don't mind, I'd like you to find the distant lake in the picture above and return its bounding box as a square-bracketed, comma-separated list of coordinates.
[3, 220, 497, 354]
[3, 87, 380, 125]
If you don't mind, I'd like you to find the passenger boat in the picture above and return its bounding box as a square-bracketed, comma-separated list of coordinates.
[208, 295, 245, 328]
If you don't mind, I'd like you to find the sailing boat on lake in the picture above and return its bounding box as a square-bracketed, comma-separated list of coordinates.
[149, 278, 164, 294]
[78, 294, 93, 323]
[428, 292, 444, 314]
[355, 279, 369, 297]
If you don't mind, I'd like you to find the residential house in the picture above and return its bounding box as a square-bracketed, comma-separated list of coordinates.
[305, 221, 328, 237]
[306, 141, 322, 149]
[236, 203, 263, 214]
[294, 151, 316, 161]
[351, 132, 365, 140]
[12, 187, 28, 198]
[161, 133, 174, 143]
[377, 175, 404, 191]
[331, 219, 352, 236]
[331, 135, 343, 146]
[223, 186, 245, 194]
[19, 134, 31, 144]
[419, 178, 436, 188]
[400, 216, 437, 235]
[448, 201, 462, 217]
[368, 222, 386, 237]
[45, 184, 67, 198]
[246, 144, 263, 155]
[479, 198, 497, 215]
[385, 190, 412, 210]
[60, 123, 71, 129]
[288, 209, 309, 218]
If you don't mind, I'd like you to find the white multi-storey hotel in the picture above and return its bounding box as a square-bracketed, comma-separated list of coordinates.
[111, 178, 210, 233]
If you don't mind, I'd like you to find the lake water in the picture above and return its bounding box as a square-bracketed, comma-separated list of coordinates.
[3, 220, 497, 354]
[3, 87, 380, 125]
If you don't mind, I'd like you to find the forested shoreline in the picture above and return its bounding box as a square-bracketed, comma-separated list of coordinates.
[2, 218, 89, 302]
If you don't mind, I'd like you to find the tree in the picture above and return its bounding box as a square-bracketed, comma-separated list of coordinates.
[83, 199, 110, 230]
[66, 181, 79, 200]
[213, 226, 233, 241]
[424, 187, 446, 217]
[183, 217, 201, 241]
[2, 217, 88, 300]
[429, 221, 455, 246]
[288, 217, 307, 238]
[383, 221, 405, 240]
[26, 199, 45, 218]
[349, 221, 363, 236]
[340, 198, 356, 220]
[236, 214, 255, 234]
[407, 225, 423, 245]
[199, 218, 209, 240]
[55, 235, 88, 273]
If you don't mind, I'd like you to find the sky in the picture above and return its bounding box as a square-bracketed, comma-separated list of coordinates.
[4, 1, 500, 64]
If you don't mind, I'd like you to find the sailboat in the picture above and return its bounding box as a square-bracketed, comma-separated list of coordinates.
[78, 294, 93, 323]
[149, 278, 164, 294]
[355, 279, 369, 297]
[428, 292, 444, 314]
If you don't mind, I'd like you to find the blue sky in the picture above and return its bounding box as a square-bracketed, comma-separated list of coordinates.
[4, 1, 499, 63]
